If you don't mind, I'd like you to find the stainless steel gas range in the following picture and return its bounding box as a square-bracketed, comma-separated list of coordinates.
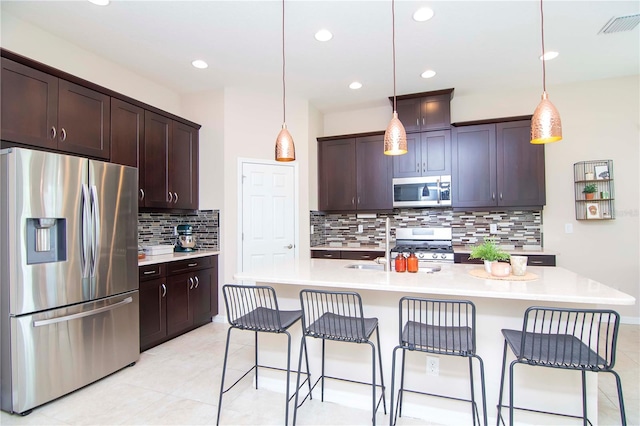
[390, 227, 454, 267]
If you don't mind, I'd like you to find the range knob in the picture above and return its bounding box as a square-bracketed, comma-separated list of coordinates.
[432, 253, 438, 259]
[441, 253, 447, 259]
[417, 252, 424, 259]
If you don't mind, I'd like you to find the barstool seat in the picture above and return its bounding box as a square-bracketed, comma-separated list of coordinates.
[293, 289, 387, 425]
[497, 306, 626, 426]
[390, 297, 487, 426]
[216, 284, 310, 426]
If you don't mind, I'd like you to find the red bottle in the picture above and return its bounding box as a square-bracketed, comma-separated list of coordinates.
[395, 254, 407, 272]
[407, 252, 419, 273]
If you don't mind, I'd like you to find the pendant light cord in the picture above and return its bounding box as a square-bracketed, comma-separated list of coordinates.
[540, 0, 546, 93]
[392, 0, 397, 112]
[282, 0, 286, 124]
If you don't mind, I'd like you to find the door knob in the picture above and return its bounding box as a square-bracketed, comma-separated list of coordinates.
[285, 244, 293, 249]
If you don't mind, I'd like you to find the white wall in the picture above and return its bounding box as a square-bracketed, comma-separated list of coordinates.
[324, 76, 640, 321]
[0, 12, 182, 116]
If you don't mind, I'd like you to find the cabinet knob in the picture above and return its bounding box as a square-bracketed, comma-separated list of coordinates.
[60, 128, 67, 142]
[416, 163, 420, 172]
[352, 197, 355, 205]
[492, 192, 496, 200]
[173, 192, 179, 203]
[189, 277, 194, 290]
[161, 283, 166, 297]
[50, 126, 57, 140]
[500, 192, 503, 200]
[416, 118, 419, 126]
[139, 188, 145, 201]
[194, 276, 199, 288]
[168, 192, 173, 202]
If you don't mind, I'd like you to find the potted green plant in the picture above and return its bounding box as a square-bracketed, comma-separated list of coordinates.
[469, 238, 510, 273]
[583, 183, 597, 200]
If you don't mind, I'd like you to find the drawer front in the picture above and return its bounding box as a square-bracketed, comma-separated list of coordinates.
[167, 255, 214, 275]
[341, 251, 381, 261]
[311, 250, 341, 259]
[527, 255, 556, 267]
[139, 264, 165, 281]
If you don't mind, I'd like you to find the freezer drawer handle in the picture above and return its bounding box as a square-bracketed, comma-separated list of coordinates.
[33, 297, 134, 327]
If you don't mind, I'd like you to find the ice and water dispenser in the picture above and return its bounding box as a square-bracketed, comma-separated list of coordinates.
[26, 218, 67, 264]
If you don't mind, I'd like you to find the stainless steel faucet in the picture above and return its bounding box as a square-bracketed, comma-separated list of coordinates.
[375, 217, 392, 271]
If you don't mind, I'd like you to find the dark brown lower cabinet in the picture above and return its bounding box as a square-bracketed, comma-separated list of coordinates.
[139, 255, 218, 351]
[311, 250, 383, 261]
[453, 252, 556, 267]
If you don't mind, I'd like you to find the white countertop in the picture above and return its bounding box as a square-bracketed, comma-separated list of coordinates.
[233, 258, 634, 306]
[138, 249, 220, 266]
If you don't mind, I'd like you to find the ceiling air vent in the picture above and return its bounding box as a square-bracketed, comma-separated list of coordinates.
[598, 14, 640, 34]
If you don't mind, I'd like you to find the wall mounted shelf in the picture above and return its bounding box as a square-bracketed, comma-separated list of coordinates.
[573, 160, 614, 220]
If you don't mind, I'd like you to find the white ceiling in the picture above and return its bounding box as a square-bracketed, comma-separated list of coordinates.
[2, 1, 639, 113]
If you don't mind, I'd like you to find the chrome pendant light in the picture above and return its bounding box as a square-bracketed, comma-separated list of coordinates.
[275, 0, 295, 161]
[531, 0, 562, 144]
[384, 0, 407, 156]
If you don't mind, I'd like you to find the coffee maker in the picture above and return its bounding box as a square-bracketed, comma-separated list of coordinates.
[174, 224, 197, 252]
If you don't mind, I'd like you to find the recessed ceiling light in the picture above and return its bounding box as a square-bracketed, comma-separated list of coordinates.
[88, 0, 109, 5]
[413, 7, 434, 22]
[349, 82, 363, 90]
[315, 29, 333, 42]
[191, 60, 208, 69]
[421, 70, 436, 79]
[540, 51, 559, 61]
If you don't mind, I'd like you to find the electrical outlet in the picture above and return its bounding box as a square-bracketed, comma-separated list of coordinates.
[427, 356, 439, 376]
[565, 223, 573, 234]
[310, 225, 315, 235]
[357, 224, 364, 233]
[490, 224, 498, 234]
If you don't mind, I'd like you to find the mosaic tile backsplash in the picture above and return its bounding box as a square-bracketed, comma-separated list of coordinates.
[138, 210, 219, 250]
[311, 209, 542, 249]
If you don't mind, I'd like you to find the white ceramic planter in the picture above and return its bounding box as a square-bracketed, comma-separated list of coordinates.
[483, 260, 495, 274]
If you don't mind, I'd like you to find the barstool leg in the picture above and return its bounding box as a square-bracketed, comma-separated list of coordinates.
[321, 339, 326, 402]
[376, 327, 387, 414]
[285, 331, 292, 426]
[476, 355, 488, 426]
[610, 370, 627, 426]
[508, 360, 517, 426]
[389, 346, 400, 426]
[216, 327, 234, 426]
[496, 341, 508, 426]
[368, 341, 377, 426]
[469, 357, 477, 426]
[293, 336, 308, 426]
[254, 331, 259, 389]
[399, 348, 406, 419]
[581, 370, 588, 426]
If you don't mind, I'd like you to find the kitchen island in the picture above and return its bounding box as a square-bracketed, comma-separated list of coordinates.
[233, 259, 634, 425]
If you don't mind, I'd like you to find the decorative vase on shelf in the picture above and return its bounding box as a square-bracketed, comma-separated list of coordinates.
[585, 172, 595, 180]
[585, 192, 595, 200]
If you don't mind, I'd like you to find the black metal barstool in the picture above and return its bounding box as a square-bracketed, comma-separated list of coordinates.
[216, 284, 311, 426]
[496, 306, 626, 426]
[293, 289, 387, 425]
[389, 297, 487, 426]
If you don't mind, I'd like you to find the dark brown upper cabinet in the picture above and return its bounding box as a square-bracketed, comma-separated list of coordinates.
[110, 98, 145, 204]
[393, 89, 453, 133]
[1, 58, 110, 159]
[452, 119, 545, 209]
[318, 133, 392, 212]
[143, 111, 198, 211]
[392, 130, 451, 178]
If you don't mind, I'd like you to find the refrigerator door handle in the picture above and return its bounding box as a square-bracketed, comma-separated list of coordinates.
[81, 184, 91, 279]
[32, 297, 133, 327]
[90, 185, 100, 280]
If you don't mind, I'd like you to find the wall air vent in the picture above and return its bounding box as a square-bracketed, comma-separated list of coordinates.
[598, 14, 640, 34]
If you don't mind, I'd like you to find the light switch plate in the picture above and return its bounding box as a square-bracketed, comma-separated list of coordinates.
[565, 223, 573, 234]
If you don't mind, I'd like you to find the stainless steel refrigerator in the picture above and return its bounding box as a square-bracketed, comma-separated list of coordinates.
[0, 148, 139, 415]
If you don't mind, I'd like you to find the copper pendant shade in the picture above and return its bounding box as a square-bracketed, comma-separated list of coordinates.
[383, 0, 407, 156]
[275, 0, 295, 162]
[531, 0, 562, 144]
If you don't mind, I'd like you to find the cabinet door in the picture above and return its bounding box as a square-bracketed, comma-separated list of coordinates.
[452, 124, 496, 208]
[139, 277, 167, 350]
[191, 268, 213, 326]
[497, 121, 546, 207]
[356, 135, 392, 210]
[395, 98, 421, 133]
[421, 95, 451, 131]
[58, 79, 110, 159]
[421, 130, 451, 176]
[111, 98, 145, 205]
[170, 122, 199, 210]
[166, 272, 193, 336]
[143, 111, 171, 208]
[318, 138, 357, 211]
[392, 133, 421, 178]
[0, 58, 58, 150]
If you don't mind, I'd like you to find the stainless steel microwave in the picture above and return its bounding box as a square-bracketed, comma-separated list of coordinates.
[392, 176, 452, 207]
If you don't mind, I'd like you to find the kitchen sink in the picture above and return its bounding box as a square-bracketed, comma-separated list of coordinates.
[345, 263, 386, 271]
[345, 263, 442, 273]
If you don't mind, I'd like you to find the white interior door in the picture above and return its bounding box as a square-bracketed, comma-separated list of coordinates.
[240, 161, 296, 273]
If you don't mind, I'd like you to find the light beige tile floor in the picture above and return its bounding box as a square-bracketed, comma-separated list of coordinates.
[1, 321, 637, 425]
